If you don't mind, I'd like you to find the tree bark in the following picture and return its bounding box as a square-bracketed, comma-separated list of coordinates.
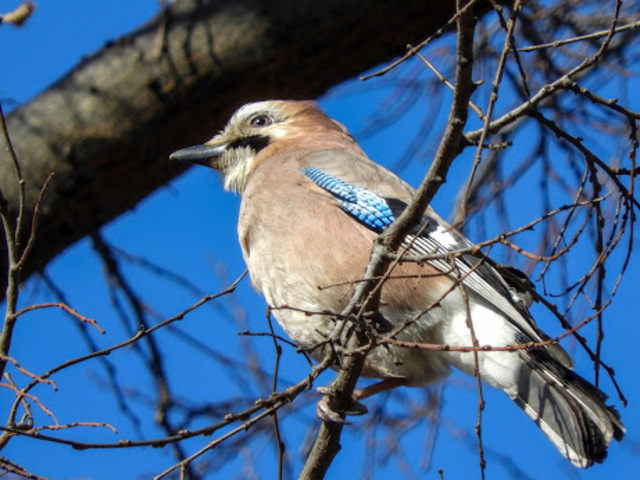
[0, 0, 458, 296]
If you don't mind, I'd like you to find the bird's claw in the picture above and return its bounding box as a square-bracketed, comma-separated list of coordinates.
[316, 387, 369, 423]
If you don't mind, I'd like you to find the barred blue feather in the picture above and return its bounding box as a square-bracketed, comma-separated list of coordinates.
[302, 167, 395, 232]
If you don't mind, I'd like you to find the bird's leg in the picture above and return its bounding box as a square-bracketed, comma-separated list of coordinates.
[316, 377, 408, 423]
[353, 377, 408, 400]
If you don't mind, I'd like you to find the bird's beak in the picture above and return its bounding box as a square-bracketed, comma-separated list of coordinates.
[170, 142, 227, 167]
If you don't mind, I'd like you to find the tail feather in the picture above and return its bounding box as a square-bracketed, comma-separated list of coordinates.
[512, 349, 624, 468]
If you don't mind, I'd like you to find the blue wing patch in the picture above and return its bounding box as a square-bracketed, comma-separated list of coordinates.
[302, 167, 548, 349]
[302, 167, 395, 232]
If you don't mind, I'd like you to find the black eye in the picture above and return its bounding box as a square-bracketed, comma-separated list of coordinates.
[250, 114, 272, 128]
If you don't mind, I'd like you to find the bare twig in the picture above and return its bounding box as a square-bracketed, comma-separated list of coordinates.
[12, 302, 104, 334]
[300, 2, 479, 477]
[459, 0, 523, 223]
[518, 19, 640, 52]
[411, 47, 485, 120]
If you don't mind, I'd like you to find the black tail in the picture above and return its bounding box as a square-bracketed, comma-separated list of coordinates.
[512, 349, 624, 467]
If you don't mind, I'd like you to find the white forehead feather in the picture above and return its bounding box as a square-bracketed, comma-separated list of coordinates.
[230, 100, 288, 124]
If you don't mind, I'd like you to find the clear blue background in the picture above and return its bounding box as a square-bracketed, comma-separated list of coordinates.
[1, 1, 638, 479]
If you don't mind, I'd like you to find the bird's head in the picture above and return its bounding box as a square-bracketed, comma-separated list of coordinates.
[170, 100, 350, 193]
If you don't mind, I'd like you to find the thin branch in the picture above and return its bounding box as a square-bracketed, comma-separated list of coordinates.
[459, 0, 523, 223]
[0, 355, 332, 455]
[0, 456, 49, 480]
[360, 0, 479, 81]
[464, 16, 637, 147]
[518, 19, 640, 52]
[19, 273, 247, 399]
[15, 173, 54, 271]
[12, 302, 104, 334]
[454, 259, 486, 477]
[266, 310, 286, 480]
[300, 2, 479, 477]
[0, 357, 56, 389]
[411, 47, 485, 120]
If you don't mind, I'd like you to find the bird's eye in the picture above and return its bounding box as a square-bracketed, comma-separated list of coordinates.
[250, 114, 272, 128]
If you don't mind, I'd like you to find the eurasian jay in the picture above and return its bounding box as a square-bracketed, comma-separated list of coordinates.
[170, 100, 623, 468]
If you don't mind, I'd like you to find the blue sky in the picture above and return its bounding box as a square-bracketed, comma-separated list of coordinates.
[1, 1, 639, 479]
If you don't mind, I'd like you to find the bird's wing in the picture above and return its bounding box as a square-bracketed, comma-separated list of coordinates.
[301, 149, 416, 201]
[302, 165, 572, 367]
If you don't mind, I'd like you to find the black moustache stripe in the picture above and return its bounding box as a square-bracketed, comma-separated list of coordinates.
[227, 134, 270, 153]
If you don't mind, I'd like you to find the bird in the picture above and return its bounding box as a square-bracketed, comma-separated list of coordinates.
[170, 100, 624, 468]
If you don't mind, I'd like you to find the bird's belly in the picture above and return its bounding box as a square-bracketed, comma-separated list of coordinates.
[238, 192, 502, 387]
[251, 253, 455, 386]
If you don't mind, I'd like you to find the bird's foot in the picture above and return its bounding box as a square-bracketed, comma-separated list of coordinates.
[316, 386, 369, 424]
